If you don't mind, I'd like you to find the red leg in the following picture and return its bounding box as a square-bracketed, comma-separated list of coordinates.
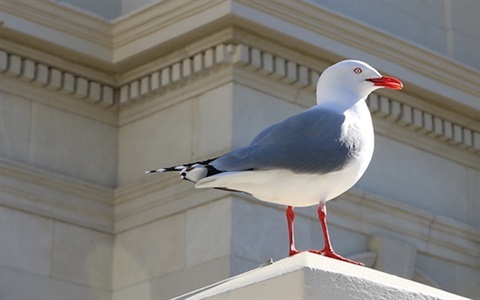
[316, 202, 364, 266]
[286, 206, 299, 256]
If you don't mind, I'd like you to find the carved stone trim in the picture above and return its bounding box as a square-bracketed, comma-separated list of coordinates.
[0, 50, 116, 107]
[1, 46, 479, 152]
[114, 175, 479, 268]
[114, 43, 480, 153]
[0, 159, 114, 233]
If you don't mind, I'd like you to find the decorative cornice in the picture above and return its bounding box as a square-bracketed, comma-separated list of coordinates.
[231, 0, 479, 113]
[0, 159, 114, 233]
[1, 44, 479, 155]
[114, 43, 479, 154]
[114, 175, 479, 268]
[2, 0, 478, 110]
[0, 49, 116, 107]
[0, 0, 112, 65]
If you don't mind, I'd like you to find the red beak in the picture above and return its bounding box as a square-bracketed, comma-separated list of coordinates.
[367, 75, 403, 90]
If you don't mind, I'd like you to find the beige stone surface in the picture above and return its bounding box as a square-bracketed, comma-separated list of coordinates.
[51, 222, 113, 290]
[113, 257, 231, 300]
[118, 99, 194, 185]
[369, 235, 417, 279]
[193, 84, 233, 159]
[28, 102, 117, 187]
[1, 1, 478, 299]
[0, 207, 53, 276]
[186, 199, 232, 268]
[0, 266, 110, 300]
[358, 134, 477, 227]
[112, 213, 186, 290]
[175, 253, 469, 300]
[0, 91, 31, 162]
[232, 83, 304, 148]
[416, 253, 480, 298]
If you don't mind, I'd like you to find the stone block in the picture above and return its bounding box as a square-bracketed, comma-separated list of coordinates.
[186, 199, 232, 267]
[368, 93, 381, 115]
[113, 257, 231, 300]
[193, 53, 203, 73]
[377, 96, 391, 118]
[47, 68, 62, 90]
[161, 67, 171, 86]
[74, 77, 88, 98]
[152, 256, 230, 299]
[129, 80, 139, 100]
[88, 81, 102, 102]
[204, 48, 214, 69]
[282, 60, 297, 83]
[61, 72, 75, 94]
[101, 85, 114, 106]
[232, 44, 249, 66]
[140, 76, 150, 96]
[28, 103, 117, 186]
[172, 62, 181, 82]
[0, 92, 31, 162]
[193, 83, 233, 158]
[20, 59, 36, 81]
[386, 100, 401, 121]
[368, 235, 417, 279]
[462, 128, 473, 148]
[399, 104, 413, 126]
[359, 135, 472, 226]
[174, 253, 469, 300]
[422, 112, 434, 133]
[450, 124, 463, 145]
[215, 44, 231, 65]
[33, 64, 49, 86]
[260, 52, 274, 75]
[0, 267, 110, 300]
[150, 71, 160, 91]
[0, 50, 7, 72]
[119, 85, 129, 104]
[0, 207, 53, 276]
[231, 199, 293, 263]
[271, 56, 285, 79]
[51, 222, 113, 290]
[113, 213, 185, 290]
[248, 48, 261, 70]
[408, 108, 423, 130]
[232, 84, 303, 147]
[429, 115, 443, 137]
[182, 58, 192, 77]
[416, 253, 479, 299]
[118, 99, 193, 185]
[309, 70, 320, 87]
[7, 54, 21, 77]
[295, 65, 309, 87]
[472, 131, 480, 151]
[442, 120, 453, 141]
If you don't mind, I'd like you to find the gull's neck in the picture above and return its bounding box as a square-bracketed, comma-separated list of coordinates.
[316, 90, 366, 113]
[316, 80, 373, 113]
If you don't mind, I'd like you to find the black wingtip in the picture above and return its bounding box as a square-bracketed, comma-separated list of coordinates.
[145, 168, 166, 174]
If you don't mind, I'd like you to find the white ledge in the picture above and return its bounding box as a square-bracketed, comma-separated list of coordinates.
[174, 252, 468, 300]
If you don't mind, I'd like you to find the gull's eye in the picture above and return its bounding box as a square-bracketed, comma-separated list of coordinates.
[353, 67, 362, 74]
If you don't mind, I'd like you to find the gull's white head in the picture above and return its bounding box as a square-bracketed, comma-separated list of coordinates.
[316, 60, 403, 106]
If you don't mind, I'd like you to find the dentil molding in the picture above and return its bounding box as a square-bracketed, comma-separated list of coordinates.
[1, 46, 479, 155]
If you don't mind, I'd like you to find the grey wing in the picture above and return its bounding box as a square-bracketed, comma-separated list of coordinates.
[211, 108, 354, 174]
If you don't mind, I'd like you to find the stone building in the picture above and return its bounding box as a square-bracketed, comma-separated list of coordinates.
[1, 0, 479, 299]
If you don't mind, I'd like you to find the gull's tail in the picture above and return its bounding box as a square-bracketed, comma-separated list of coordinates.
[145, 158, 220, 183]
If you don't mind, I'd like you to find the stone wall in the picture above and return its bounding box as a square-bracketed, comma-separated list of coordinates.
[1, 1, 479, 299]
